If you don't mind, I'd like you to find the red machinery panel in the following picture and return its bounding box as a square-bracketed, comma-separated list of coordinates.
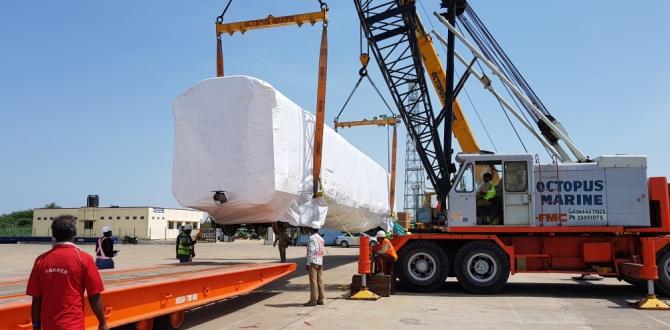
[583, 242, 611, 263]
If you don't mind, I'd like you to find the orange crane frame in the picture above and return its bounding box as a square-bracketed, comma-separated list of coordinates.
[0, 263, 296, 330]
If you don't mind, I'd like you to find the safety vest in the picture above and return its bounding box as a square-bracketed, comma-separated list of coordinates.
[379, 238, 398, 261]
[96, 237, 110, 259]
[484, 182, 497, 201]
[177, 233, 192, 256]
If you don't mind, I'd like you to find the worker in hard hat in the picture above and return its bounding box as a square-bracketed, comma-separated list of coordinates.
[304, 222, 325, 306]
[95, 226, 118, 269]
[175, 225, 185, 259]
[176, 224, 198, 263]
[373, 230, 398, 293]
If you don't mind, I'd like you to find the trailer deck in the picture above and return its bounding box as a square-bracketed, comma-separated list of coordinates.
[0, 262, 296, 329]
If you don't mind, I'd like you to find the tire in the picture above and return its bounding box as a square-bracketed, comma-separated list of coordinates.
[154, 311, 185, 330]
[656, 250, 670, 296]
[397, 240, 449, 292]
[455, 241, 510, 294]
[340, 240, 349, 248]
[134, 318, 153, 330]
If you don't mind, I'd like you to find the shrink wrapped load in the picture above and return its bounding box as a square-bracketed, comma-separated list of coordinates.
[172, 76, 391, 232]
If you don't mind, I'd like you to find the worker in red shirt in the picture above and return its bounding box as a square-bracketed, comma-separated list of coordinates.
[26, 215, 108, 330]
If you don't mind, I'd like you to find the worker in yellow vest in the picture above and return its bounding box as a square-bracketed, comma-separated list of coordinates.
[477, 173, 496, 205]
[176, 225, 197, 263]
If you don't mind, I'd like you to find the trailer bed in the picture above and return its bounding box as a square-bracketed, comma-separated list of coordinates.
[0, 262, 296, 329]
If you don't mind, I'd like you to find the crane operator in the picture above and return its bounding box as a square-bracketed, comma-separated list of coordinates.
[477, 172, 496, 205]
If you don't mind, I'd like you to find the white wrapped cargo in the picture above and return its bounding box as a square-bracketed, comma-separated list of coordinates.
[172, 76, 391, 232]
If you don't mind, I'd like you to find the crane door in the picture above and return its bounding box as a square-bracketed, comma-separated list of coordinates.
[502, 160, 532, 225]
[447, 163, 477, 226]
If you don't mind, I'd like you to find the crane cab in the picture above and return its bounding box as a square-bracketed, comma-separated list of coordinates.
[446, 153, 650, 228]
[448, 153, 534, 227]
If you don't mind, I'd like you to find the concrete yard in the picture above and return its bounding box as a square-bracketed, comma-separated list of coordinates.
[3, 240, 670, 330]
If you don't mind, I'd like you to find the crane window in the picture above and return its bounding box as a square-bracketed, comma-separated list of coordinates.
[504, 161, 528, 192]
[455, 164, 474, 193]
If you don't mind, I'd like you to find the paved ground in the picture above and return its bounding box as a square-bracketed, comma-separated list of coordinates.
[3, 241, 670, 329]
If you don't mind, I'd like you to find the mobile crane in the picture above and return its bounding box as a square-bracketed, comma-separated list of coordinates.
[355, 0, 670, 309]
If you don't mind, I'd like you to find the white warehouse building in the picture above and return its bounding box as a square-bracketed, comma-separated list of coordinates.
[33, 205, 205, 240]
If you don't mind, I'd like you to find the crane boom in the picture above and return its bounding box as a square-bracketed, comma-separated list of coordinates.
[413, 14, 480, 154]
[433, 12, 588, 162]
[354, 0, 450, 203]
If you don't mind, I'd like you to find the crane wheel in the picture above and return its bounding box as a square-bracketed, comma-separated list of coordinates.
[656, 250, 670, 296]
[455, 241, 509, 295]
[397, 240, 449, 293]
[154, 311, 185, 330]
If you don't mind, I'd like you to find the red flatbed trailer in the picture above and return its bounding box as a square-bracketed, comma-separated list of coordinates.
[0, 262, 296, 330]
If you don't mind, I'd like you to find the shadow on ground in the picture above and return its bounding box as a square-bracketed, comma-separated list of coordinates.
[111, 255, 357, 329]
[393, 278, 647, 309]
[185, 254, 358, 292]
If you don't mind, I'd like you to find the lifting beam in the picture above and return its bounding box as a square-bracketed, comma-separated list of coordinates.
[335, 116, 400, 215]
[411, 13, 480, 154]
[334, 117, 399, 129]
[216, 10, 327, 36]
[215, 9, 328, 77]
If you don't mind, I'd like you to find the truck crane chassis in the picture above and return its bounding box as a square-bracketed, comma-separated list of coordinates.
[354, 0, 670, 308]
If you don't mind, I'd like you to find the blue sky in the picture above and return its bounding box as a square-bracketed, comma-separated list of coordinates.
[1, 1, 669, 214]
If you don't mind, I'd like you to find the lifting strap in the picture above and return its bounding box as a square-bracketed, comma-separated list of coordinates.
[215, 0, 233, 77]
[216, 35, 224, 77]
[332, 54, 396, 128]
[313, 19, 328, 197]
[389, 125, 397, 216]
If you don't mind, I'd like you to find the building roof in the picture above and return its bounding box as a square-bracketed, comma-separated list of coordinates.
[34, 206, 202, 212]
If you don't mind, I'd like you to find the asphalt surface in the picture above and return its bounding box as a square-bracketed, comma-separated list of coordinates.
[3, 241, 670, 329]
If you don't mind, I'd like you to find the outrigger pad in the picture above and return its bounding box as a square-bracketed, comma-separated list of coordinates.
[349, 288, 380, 301]
[629, 295, 670, 310]
[571, 274, 603, 281]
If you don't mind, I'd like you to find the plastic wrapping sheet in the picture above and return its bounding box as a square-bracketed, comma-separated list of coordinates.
[172, 76, 390, 232]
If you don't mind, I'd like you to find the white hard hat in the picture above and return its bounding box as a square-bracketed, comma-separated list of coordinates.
[376, 230, 386, 238]
[102, 226, 111, 234]
[309, 222, 321, 230]
[184, 224, 192, 230]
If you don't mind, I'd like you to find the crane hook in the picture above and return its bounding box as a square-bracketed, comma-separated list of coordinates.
[358, 53, 369, 76]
